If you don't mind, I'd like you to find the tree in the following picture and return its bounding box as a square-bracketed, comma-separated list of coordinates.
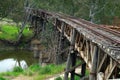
[0, 0, 15, 19]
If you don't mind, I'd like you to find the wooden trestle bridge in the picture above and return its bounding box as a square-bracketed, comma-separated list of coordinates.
[27, 8, 120, 80]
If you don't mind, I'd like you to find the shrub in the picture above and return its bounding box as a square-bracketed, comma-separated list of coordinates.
[29, 64, 41, 72]
[39, 66, 51, 74]
[23, 69, 33, 76]
[13, 66, 23, 72]
[0, 77, 6, 80]
[55, 76, 62, 80]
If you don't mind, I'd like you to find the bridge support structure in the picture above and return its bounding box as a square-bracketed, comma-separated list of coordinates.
[89, 45, 99, 80]
[28, 8, 120, 80]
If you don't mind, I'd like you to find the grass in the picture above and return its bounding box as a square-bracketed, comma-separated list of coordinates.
[0, 64, 65, 80]
[0, 62, 90, 80]
[0, 67, 24, 77]
[0, 77, 8, 80]
[31, 64, 65, 80]
[0, 67, 24, 80]
[0, 24, 33, 41]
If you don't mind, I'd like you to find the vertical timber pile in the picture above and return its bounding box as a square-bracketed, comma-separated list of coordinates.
[58, 22, 65, 64]
[55, 20, 65, 64]
[81, 63, 86, 77]
[64, 28, 76, 80]
[89, 44, 99, 80]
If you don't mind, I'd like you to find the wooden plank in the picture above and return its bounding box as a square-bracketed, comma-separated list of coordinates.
[105, 59, 117, 79]
[64, 53, 72, 80]
[97, 54, 107, 72]
[89, 45, 99, 80]
[97, 72, 104, 80]
[81, 63, 86, 77]
[71, 52, 76, 80]
[64, 28, 76, 80]
[65, 63, 84, 73]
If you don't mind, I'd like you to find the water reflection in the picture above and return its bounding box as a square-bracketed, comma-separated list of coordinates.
[0, 50, 38, 72]
[0, 58, 27, 72]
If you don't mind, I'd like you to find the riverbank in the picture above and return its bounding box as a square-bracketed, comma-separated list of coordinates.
[0, 64, 65, 80]
[0, 42, 31, 52]
[0, 24, 33, 41]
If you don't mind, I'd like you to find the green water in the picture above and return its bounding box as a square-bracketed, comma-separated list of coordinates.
[0, 50, 38, 72]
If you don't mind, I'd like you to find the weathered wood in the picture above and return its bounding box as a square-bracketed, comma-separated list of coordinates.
[80, 76, 89, 80]
[64, 29, 76, 80]
[55, 22, 65, 64]
[28, 9, 120, 80]
[86, 40, 90, 62]
[59, 22, 65, 54]
[65, 63, 84, 73]
[74, 73, 82, 77]
[97, 54, 107, 72]
[89, 45, 99, 80]
[41, 19, 46, 32]
[97, 72, 104, 80]
[64, 53, 72, 80]
[81, 63, 86, 77]
[71, 52, 76, 80]
[55, 20, 62, 64]
[105, 59, 117, 79]
[90, 42, 94, 64]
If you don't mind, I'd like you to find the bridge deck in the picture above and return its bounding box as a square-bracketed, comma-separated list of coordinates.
[27, 8, 120, 80]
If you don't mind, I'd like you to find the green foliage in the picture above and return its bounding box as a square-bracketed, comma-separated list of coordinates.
[29, 64, 41, 72]
[86, 70, 90, 75]
[0, 72, 20, 77]
[1, 0, 120, 25]
[75, 76, 80, 80]
[55, 76, 62, 80]
[13, 66, 23, 73]
[0, 63, 73, 80]
[0, 24, 33, 41]
[33, 0, 120, 24]
[0, 77, 6, 80]
[0, 25, 18, 40]
[0, 0, 25, 22]
[34, 64, 65, 80]
[39, 66, 51, 74]
[23, 69, 33, 76]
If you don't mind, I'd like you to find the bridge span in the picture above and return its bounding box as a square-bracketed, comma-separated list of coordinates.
[27, 8, 120, 80]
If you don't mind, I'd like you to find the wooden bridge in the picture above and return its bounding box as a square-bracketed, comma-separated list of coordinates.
[27, 8, 120, 80]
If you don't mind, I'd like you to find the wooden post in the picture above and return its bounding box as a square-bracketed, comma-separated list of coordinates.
[71, 51, 76, 80]
[55, 22, 65, 64]
[54, 19, 60, 64]
[41, 19, 46, 32]
[64, 52, 72, 80]
[64, 28, 76, 80]
[89, 44, 99, 80]
[41, 13, 46, 32]
[81, 62, 86, 77]
[59, 22, 65, 55]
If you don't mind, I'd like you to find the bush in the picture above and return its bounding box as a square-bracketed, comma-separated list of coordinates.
[0, 77, 6, 80]
[23, 69, 33, 76]
[39, 66, 51, 74]
[55, 76, 62, 80]
[29, 64, 41, 72]
[13, 66, 23, 72]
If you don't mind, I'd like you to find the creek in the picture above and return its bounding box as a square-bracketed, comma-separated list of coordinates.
[0, 50, 38, 72]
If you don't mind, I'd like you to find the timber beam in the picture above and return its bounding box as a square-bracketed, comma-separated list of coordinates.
[27, 8, 120, 80]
